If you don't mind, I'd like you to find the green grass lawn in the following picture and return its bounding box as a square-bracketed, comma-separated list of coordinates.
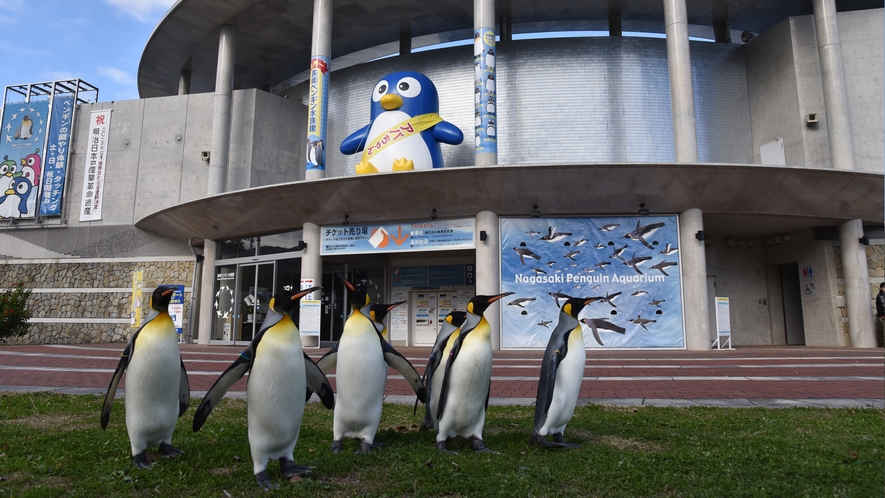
[0, 392, 882, 497]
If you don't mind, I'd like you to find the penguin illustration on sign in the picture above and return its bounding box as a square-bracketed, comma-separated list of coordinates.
[435, 292, 513, 453]
[531, 297, 595, 448]
[306, 140, 324, 169]
[193, 287, 333, 490]
[486, 74, 496, 92]
[320, 274, 425, 453]
[0, 176, 32, 218]
[101, 285, 190, 469]
[13, 115, 33, 140]
[340, 71, 463, 175]
[486, 96, 496, 114]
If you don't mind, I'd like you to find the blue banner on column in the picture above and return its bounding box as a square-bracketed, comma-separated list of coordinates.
[306, 55, 330, 171]
[0, 100, 49, 219]
[474, 28, 497, 155]
[39, 95, 74, 216]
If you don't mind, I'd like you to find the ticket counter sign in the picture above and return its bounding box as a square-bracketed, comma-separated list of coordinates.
[320, 218, 474, 255]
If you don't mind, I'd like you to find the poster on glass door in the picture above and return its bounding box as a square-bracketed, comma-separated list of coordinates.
[500, 216, 684, 349]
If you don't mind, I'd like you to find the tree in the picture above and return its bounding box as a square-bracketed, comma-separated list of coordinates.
[1, 282, 32, 339]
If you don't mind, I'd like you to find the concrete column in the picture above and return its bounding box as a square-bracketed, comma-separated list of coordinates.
[713, 19, 731, 43]
[301, 222, 323, 289]
[663, 0, 698, 163]
[306, 0, 333, 181]
[813, 0, 856, 171]
[197, 239, 217, 344]
[475, 211, 502, 350]
[474, 0, 497, 166]
[839, 219, 875, 347]
[609, 14, 622, 37]
[178, 70, 191, 95]
[679, 209, 711, 350]
[207, 24, 236, 196]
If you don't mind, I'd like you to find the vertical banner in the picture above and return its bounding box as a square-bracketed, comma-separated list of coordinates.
[0, 100, 50, 220]
[500, 216, 685, 349]
[40, 95, 74, 216]
[169, 285, 186, 338]
[306, 56, 330, 171]
[79, 109, 111, 221]
[473, 28, 497, 155]
[130, 271, 144, 328]
[299, 278, 321, 348]
[713, 297, 732, 349]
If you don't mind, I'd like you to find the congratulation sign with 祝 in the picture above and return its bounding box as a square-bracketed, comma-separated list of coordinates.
[320, 218, 475, 256]
[500, 216, 685, 349]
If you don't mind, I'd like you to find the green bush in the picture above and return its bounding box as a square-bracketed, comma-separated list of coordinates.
[1, 281, 32, 338]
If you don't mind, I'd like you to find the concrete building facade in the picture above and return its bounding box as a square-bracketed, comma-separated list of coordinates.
[1, 0, 882, 349]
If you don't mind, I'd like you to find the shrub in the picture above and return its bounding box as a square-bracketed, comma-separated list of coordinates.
[1, 282, 32, 339]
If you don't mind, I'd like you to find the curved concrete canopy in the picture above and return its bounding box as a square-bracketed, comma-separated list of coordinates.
[138, 0, 881, 98]
[135, 163, 884, 244]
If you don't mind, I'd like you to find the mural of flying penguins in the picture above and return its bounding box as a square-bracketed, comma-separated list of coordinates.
[101, 285, 190, 469]
[531, 297, 594, 448]
[323, 274, 425, 454]
[192, 287, 333, 490]
[435, 292, 513, 453]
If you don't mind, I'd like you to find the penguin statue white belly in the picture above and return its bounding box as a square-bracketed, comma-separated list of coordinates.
[192, 287, 334, 490]
[101, 285, 190, 469]
[531, 297, 595, 448]
[364, 110, 433, 172]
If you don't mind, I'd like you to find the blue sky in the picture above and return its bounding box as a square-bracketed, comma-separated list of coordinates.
[0, 0, 176, 103]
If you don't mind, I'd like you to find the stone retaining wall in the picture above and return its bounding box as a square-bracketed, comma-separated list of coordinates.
[1, 260, 194, 345]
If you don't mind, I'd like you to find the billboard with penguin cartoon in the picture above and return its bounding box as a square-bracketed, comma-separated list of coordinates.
[340, 71, 463, 175]
[0, 100, 49, 220]
[500, 216, 685, 349]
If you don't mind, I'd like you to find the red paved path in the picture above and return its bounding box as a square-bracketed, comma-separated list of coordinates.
[1, 344, 882, 406]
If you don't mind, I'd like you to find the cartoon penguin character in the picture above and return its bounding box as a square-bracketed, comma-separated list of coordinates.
[435, 292, 513, 453]
[321, 274, 425, 453]
[486, 96, 496, 114]
[0, 176, 32, 218]
[306, 140, 324, 169]
[419, 311, 467, 431]
[486, 120, 496, 137]
[473, 32, 483, 56]
[0, 155, 18, 177]
[474, 60, 482, 81]
[193, 287, 334, 490]
[101, 285, 190, 469]
[486, 74, 496, 92]
[340, 71, 464, 175]
[13, 115, 33, 140]
[474, 87, 481, 105]
[485, 48, 495, 68]
[530, 296, 595, 448]
[20, 149, 40, 185]
[475, 110, 482, 128]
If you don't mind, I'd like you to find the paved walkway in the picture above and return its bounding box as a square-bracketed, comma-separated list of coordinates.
[1, 344, 882, 408]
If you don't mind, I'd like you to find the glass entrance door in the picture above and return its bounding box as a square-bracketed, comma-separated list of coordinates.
[237, 262, 275, 343]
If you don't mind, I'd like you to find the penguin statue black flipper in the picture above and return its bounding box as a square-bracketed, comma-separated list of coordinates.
[178, 358, 190, 417]
[100, 334, 137, 429]
[418, 311, 465, 424]
[303, 352, 335, 409]
[315, 345, 338, 374]
[379, 336, 426, 402]
[192, 346, 254, 432]
[435, 328, 469, 422]
[537, 334, 569, 418]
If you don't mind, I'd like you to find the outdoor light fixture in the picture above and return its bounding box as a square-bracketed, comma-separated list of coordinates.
[695, 230, 705, 241]
[342, 214, 349, 226]
[294, 241, 307, 251]
[638, 203, 650, 216]
[480, 230, 487, 241]
[431, 208, 438, 221]
[859, 236, 870, 245]
[530, 204, 541, 218]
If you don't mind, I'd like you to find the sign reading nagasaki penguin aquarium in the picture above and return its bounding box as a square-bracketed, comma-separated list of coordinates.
[320, 218, 475, 256]
[500, 216, 684, 349]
